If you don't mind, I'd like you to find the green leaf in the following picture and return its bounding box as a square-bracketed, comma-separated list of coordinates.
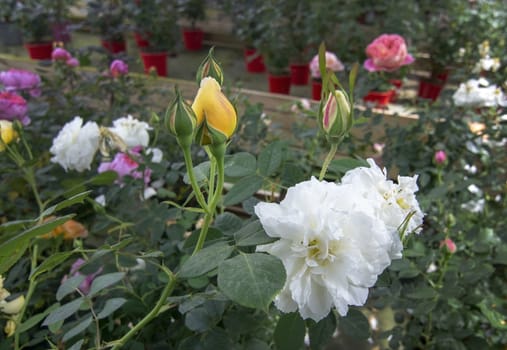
[179, 243, 234, 279]
[477, 300, 507, 329]
[339, 308, 370, 340]
[57, 275, 86, 301]
[328, 158, 368, 175]
[245, 339, 270, 350]
[184, 300, 226, 332]
[217, 253, 285, 311]
[406, 286, 438, 299]
[274, 312, 306, 350]
[41, 191, 92, 218]
[224, 152, 257, 177]
[18, 303, 59, 333]
[223, 175, 263, 207]
[88, 272, 125, 297]
[308, 312, 337, 350]
[348, 62, 359, 103]
[97, 298, 127, 319]
[257, 142, 284, 177]
[67, 339, 84, 350]
[42, 298, 84, 326]
[30, 250, 76, 281]
[234, 220, 274, 246]
[183, 161, 210, 186]
[89, 171, 118, 185]
[0, 240, 28, 275]
[62, 315, 93, 342]
[213, 213, 243, 236]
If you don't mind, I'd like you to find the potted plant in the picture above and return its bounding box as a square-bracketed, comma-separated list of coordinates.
[86, 0, 128, 54]
[219, 0, 266, 73]
[14, 0, 54, 59]
[0, 0, 23, 46]
[48, 0, 77, 43]
[178, 0, 206, 51]
[131, 0, 179, 77]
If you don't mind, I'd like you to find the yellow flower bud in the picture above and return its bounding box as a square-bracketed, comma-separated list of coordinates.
[165, 88, 197, 148]
[4, 319, 16, 337]
[319, 89, 352, 141]
[196, 47, 224, 86]
[0, 295, 25, 315]
[0, 120, 18, 151]
[192, 77, 237, 145]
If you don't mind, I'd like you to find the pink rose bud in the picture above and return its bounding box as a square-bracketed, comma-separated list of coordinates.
[440, 238, 457, 254]
[309, 51, 344, 79]
[51, 47, 72, 61]
[0, 91, 30, 125]
[110, 59, 129, 77]
[66, 57, 79, 67]
[363, 34, 415, 72]
[434, 150, 447, 165]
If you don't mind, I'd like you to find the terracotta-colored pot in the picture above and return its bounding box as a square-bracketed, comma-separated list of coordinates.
[417, 80, 444, 101]
[101, 40, 127, 54]
[363, 90, 394, 107]
[182, 28, 204, 51]
[290, 63, 309, 85]
[268, 74, 291, 94]
[24, 42, 53, 60]
[140, 51, 168, 77]
[244, 48, 265, 73]
[134, 32, 150, 48]
[311, 79, 322, 100]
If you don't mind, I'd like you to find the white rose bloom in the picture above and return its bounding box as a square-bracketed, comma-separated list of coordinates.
[452, 79, 504, 107]
[255, 177, 395, 321]
[50, 117, 100, 172]
[341, 159, 424, 240]
[146, 147, 163, 163]
[109, 115, 152, 148]
[474, 56, 501, 72]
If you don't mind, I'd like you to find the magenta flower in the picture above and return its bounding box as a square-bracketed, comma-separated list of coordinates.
[0, 69, 41, 97]
[98, 150, 151, 185]
[62, 258, 103, 295]
[51, 47, 72, 61]
[0, 91, 30, 125]
[110, 59, 129, 77]
[66, 57, 80, 67]
[434, 150, 447, 165]
[440, 238, 457, 254]
[364, 34, 415, 72]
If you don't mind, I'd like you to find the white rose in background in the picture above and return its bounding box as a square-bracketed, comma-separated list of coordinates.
[109, 115, 152, 148]
[452, 78, 507, 107]
[50, 117, 100, 172]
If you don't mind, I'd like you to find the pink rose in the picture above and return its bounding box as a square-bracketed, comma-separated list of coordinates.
[309, 51, 344, 79]
[0, 91, 30, 125]
[98, 150, 151, 185]
[51, 47, 72, 61]
[110, 59, 129, 77]
[66, 57, 80, 67]
[440, 238, 457, 254]
[363, 34, 415, 72]
[0, 69, 41, 97]
[434, 150, 447, 165]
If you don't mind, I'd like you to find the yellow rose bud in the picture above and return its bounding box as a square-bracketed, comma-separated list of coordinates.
[165, 88, 197, 148]
[319, 89, 352, 141]
[0, 120, 18, 152]
[4, 319, 16, 337]
[0, 295, 25, 315]
[196, 47, 224, 86]
[191, 77, 237, 145]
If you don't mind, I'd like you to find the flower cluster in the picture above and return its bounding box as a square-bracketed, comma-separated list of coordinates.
[255, 159, 423, 321]
[51, 47, 79, 67]
[0, 69, 41, 97]
[363, 34, 414, 72]
[452, 78, 506, 107]
[473, 40, 501, 73]
[309, 51, 344, 79]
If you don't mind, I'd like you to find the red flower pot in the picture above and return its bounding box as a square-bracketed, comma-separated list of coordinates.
[312, 80, 322, 100]
[290, 63, 310, 85]
[268, 74, 291, 94]
[141, 51, 168, 77]
[182, 28, 204, 51]
[363, 90, 394, 107]
[24, 42, 53, 60]
[417, 80, 444, 101]
[101, 40, 127, 54]
[134, 32, 150, 48]
[244, 48, 265, 73]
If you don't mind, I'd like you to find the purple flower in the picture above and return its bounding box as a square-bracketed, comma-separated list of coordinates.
[62, 258, 103, 295]
[98, 150, 152, 185]
[0, 69, 41, 97]
[51, 47, 72, 61]
[0, 91, 30, 125]
[66, 57, 79, 67]
[110, 59, 128, 77]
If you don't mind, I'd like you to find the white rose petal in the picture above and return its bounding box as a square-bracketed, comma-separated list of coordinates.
[50, 117, 100, 172]
[109, 115, 152, 148]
